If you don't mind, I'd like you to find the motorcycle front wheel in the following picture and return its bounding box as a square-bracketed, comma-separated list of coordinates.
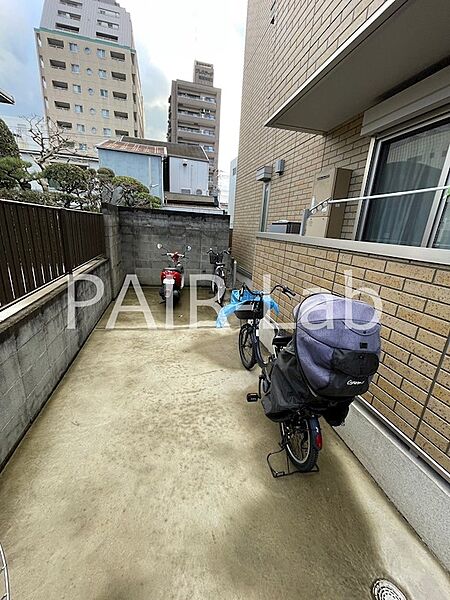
[280, 417, 319, 472]
[238, 323, 256, 370]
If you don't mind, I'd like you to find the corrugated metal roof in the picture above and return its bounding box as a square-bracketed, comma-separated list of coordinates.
[121, 137, 209, 161]
[97, 139, 167, 156]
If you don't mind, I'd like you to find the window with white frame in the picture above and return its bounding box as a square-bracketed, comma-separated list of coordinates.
[100, 89, 108, 98]
[73, 84, 81, 94]
[358, 117, 450, 248]
[102, 109, 110, 118]
[71, 63, 80, 73]
[74, 104, 83, 113]
[99, 69, 107, 79]
[69, 42, 78, 52]
[79, 143, 88, 151]
[103, 127, 112, 136]
[77, 123, 85, 133]
[97, 48, 106, 58]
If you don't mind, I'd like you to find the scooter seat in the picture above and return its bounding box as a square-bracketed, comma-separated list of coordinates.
[165, 267, 181, 272]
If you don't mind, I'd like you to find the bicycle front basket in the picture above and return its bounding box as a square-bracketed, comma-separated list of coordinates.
[235, 300, 264, 320]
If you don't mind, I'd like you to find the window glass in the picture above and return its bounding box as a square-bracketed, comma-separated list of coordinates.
[362, 120, 450, 246]
[433, 193, 450, 249]
[71, 64, 80, 73]
[86, 68, 93, 75]
[69, 43, 78, 52]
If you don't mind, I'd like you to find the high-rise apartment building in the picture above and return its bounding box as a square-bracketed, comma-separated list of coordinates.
[168, 60, 221, 195]
[35, 0, 144, 157]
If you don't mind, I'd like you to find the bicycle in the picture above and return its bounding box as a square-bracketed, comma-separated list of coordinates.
[0, 542, 10, 600]
[207, 247, 230, 306]
[236, 283, 295, 370]
[236, 283, 322, 474]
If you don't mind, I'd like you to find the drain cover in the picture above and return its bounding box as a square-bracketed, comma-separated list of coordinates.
[372, 580, 407, 600]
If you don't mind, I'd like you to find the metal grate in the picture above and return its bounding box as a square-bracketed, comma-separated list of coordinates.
[372, 579, 407, 600]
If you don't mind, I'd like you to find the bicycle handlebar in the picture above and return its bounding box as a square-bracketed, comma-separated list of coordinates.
[240, 282, 297, 299]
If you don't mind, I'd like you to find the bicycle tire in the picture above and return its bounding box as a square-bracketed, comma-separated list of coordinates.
[280, 417, 319, 472]
[238, 323, 256, 370]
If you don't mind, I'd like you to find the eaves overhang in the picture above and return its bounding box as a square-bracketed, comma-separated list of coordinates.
[265, 0, 450, 134]
[0, 88, 15, 105]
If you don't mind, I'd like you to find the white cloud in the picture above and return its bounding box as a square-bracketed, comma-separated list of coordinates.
[124, 0, 247, 199]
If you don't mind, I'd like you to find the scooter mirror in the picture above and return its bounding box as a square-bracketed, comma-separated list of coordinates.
[186, 245, 192, 252]
[157, 243, 163, 250]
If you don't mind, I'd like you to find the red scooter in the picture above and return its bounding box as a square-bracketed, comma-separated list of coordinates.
[157, 243, 191, 304]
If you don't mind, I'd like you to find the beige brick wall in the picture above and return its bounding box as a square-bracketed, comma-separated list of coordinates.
[234, 0, 386, 273]
[252, 237, 450, 475]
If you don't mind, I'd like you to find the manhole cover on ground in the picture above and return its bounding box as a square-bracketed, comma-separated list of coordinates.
[372, 579, 408, 600]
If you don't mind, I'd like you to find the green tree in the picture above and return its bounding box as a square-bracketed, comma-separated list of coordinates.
[112, 175, 149, 206]
[134, 191, 162, 208]
[0, 118, 20, 159]
[0, 157, 31, 189]
[43, 163, 87, 194]
[42, 163, 88, 208]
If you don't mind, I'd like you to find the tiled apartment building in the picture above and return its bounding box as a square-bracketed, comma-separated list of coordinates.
[234, 0, 450, 564]
[168, 61, 221, 196]
[35, 0, 144, 157]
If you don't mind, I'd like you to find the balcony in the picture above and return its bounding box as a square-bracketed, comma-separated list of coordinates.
[178, 110, 216, 125]
[48, 37, 64, 49]
[176, 94, 217, 110]
[55, 101, 70, 110]
[113, 91, 127, 102]
[111, 72, 126, 82]
[50, 59, 66, 70]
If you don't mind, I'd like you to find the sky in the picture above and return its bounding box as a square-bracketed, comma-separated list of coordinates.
[0, 0, 247, 200]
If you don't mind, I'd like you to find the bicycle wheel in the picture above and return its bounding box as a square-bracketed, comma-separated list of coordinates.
[280, 417, 319, 472]
[238, 323, 256, 370]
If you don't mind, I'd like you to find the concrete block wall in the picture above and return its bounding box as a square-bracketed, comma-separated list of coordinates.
[233, 0, 386, 273]
[117, 206, 230, 286]
[103, 204, 124, 298]
[253, 236, 450, 476]
[0, 260, 112, 468]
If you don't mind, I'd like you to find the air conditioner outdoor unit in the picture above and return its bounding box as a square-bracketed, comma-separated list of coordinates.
[195, 189, 203, 195]
[181, 188, 191, 194]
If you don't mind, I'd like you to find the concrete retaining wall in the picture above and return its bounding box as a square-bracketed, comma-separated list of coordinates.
[116, 206, 230, 286]
[0, 260, 112, 469]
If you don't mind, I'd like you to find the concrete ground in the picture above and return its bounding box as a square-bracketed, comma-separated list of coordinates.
[0, 289, 449, 599]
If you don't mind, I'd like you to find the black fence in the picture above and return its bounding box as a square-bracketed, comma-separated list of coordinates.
[0, 199, 105, 309]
